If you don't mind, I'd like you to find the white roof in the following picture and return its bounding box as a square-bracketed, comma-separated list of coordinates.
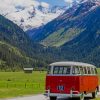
[24, 68, 33, 70]
[50, 61, 96, 68]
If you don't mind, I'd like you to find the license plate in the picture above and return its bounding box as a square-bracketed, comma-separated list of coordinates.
[57, 85, 64, 91]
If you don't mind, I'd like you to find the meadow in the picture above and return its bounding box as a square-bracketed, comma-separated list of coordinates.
[0, 69, 100, 99]
[0, 71, 46, 98]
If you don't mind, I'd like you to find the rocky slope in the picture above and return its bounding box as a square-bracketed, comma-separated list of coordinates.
[0, 0, 67, 31]
[32, 0, 100, 47]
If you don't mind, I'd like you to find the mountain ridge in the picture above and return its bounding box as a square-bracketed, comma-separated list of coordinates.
[0, 0, 68, 31]
[0, 0, 100, 69]
[31, 0, 100, 47]
[0, 14, 51, 70]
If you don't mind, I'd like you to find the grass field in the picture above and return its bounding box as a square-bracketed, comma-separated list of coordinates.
[0, 69, 100, 99]
[0, 71, 46, 98]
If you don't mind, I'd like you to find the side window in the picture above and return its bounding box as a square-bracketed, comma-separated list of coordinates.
[72, 67, 76, 74]
[76, 67, 80, 74]
[87, 67, 91, 74]
[91, 68, 95, 75]
[84, 67, 87, 74]
[53, 66, 59, 74]
[72, 66, 80, 74]
[80, 67, 84, 75]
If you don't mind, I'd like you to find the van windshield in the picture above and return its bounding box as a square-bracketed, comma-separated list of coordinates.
[53, 66, 71, 75]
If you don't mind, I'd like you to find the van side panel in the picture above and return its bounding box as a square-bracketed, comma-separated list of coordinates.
[79, 76, 99, 93]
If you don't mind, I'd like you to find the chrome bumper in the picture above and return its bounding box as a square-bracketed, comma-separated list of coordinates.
[44, 90, 81, 98]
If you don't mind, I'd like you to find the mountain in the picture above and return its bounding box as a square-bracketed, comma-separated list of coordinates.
[61, 4, 100, 66]
[0, 14, 38, 70]
[32, 0, 100, 47]
[0, 0, 100, 69]
[0, 0, 67, 31]
[31, 0, 100, 67]
[0, 14, 52, 71]
[0, 14, 66, 70]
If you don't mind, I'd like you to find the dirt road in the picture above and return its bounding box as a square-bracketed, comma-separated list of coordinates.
[1, 92, 100, 100]
[2, 95, 47, 100]
[1, 86, 100, 100]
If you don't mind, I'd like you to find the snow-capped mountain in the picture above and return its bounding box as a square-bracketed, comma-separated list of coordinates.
[31, 0, 100, 46]
[0, 0, 96, 31]
[0, 0, 68, 31]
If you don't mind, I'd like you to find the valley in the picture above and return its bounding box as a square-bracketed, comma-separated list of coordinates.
[0, 0, 100, 69]
[0, 0, 100, 100]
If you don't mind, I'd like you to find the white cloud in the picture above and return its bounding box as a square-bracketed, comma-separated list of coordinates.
[64, 0, 73, 3]
[0, 0, 40, 14]
[0, 0, 63, 31]
[41, 2, 50, 8]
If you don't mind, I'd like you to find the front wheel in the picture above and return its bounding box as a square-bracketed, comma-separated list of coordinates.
[79, 93, 84, 100]
[50, 97, 56, 100]
[92, 89, 98, 99]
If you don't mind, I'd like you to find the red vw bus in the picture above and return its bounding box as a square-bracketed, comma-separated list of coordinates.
[45, 61, 99, 100]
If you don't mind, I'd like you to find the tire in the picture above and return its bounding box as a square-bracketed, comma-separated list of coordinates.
[79, 93, 84, 100]
[92, 89, 98, 99]
[50, 97, 56, 100]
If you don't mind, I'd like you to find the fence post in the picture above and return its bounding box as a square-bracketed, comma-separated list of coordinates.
[25, 83, 26, 88]
[39, 83, 40, 88]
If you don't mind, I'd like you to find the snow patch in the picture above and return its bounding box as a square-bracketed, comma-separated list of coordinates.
[41, 2, 49, 8]
[0, 0, 66, 31]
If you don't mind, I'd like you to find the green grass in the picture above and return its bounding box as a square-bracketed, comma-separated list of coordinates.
[97, 68, 100, 74]
[41, 27, 84, 47]
[0, 69, 100, 99]
[0, 71, 46, 98]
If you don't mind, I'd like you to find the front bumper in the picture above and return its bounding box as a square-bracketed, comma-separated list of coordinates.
[44, 90, 81, 98]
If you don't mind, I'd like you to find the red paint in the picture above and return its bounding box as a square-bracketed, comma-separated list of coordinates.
[46, 75, 99, 94]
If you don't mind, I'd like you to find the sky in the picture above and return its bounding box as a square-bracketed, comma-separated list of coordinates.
[37, 0, 73, 6]
[0, 0, 81, 14]
[0, 0, 70, 14]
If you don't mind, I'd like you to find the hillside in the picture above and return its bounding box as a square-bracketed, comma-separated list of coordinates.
[31, 0, 100, 67]
[32, 0, 100, 47]
[0, 15, 33, 70]
[0, 14, 65, 70]
[0, 0, 100, 69]
[61, 5, 100, 66]
[0, 41, 35, 71]
[0, 15, 50, 70]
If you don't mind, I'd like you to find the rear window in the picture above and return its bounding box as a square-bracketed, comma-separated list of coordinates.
[72, 66, 80, 74]
[87, 67, 91, 74]
[91, 68, 95, 75]
[80, 67, 85, 75]
[53, 66, 71, 75]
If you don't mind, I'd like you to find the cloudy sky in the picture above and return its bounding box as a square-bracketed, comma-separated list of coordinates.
[0, 0, 79, 16]
[0, 0, 81, 9]
[38, 0, 74, 6]
[0, 0, 81, 14]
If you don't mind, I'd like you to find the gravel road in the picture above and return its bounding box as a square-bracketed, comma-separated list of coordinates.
[1, 87, 100, 100]
[1, 92, 100, 100]
[2, 95, 48, 100]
